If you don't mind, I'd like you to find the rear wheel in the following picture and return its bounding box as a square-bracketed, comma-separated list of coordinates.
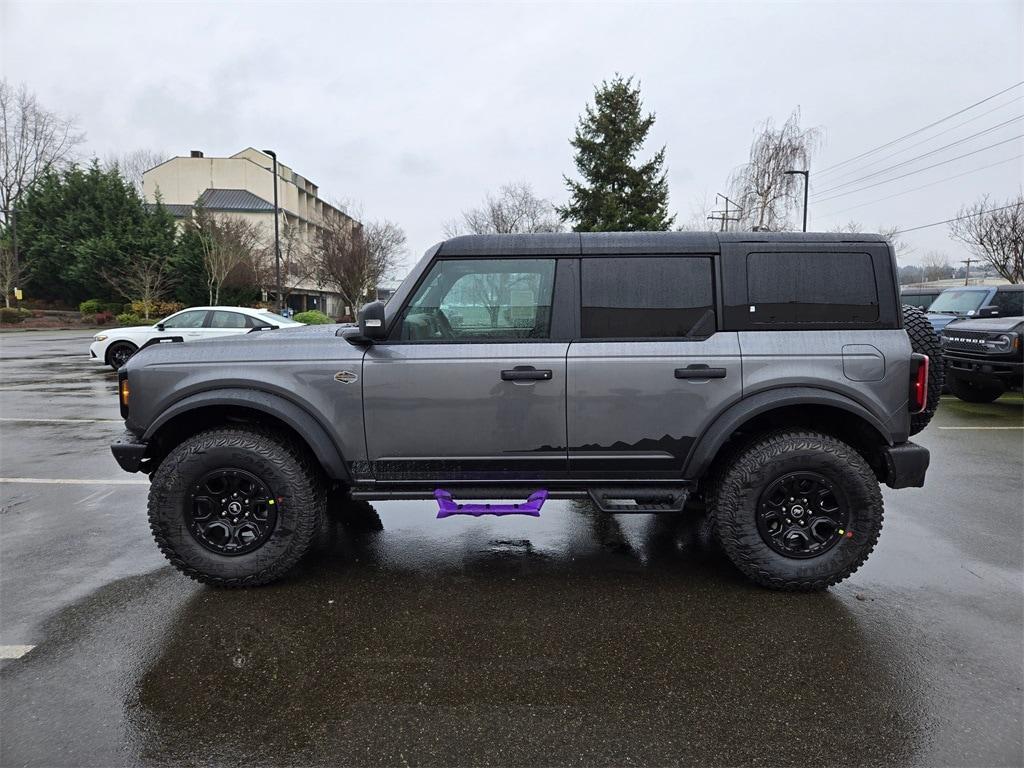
[902, 304, 942, 435]
[948, 373, 1004, 403]
[148, 427, 325, 587]
[106, 341, 137, 370]
[709, 430, 883, 591]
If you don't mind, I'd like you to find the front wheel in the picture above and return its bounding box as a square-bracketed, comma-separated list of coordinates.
[148, 427, 325, 587]
[709, 430, 883, 591]
[106, 341, 137, 370]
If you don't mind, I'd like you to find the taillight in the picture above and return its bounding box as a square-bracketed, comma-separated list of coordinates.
[909, 353, 929, 414]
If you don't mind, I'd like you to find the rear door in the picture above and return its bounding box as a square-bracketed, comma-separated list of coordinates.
[566, 255, 743, 479]
[362, 257, 570, 481]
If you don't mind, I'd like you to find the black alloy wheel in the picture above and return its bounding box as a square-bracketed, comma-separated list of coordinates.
[756, 471, 849, 559]
[187, 468, 278, 555]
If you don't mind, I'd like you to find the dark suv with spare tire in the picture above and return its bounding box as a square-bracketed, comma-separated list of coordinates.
[112, 232, 938, 591]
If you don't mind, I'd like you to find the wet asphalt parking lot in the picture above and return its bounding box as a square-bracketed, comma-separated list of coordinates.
[0, 330, 1021, 767]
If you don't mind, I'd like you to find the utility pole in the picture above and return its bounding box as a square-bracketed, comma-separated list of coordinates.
[962, 258, 976, 286]
[262, 149, 283, 312]
[707, 193, 742, 232]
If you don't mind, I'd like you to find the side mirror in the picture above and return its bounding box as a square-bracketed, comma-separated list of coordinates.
[978, 306, 1000, 318]
[156, 323, 165, 331]
[343, 301, 387, 346]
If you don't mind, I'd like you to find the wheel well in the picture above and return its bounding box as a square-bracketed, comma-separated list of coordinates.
[705, 404, 889, 483]
[144, 405, 327, 480]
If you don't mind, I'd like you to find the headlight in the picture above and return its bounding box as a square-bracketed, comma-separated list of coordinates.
[988, 334, 1013, 353]
[94, 334, 108, 342]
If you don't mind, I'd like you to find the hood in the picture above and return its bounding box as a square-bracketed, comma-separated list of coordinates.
[926, 313, 959, 333]
[124, 322, 363, 371]
[941, 316, 1024, 334]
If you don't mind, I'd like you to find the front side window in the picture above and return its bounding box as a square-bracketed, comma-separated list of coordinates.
[992, 290, 1023, 317]
[747, 252, 879, 324]
[581, 257, 715, 339]
[399, 258, 556, 341]
[162, 310, 207, 329]
[929, 289, 988, 315]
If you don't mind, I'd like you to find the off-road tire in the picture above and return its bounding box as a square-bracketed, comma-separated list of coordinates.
[902, 304, 942, 435]
[106, 341, 138, 371]
[148, 426, 325, 587]
[708, 430, 883, 591]
[948, 373, 1004, 403]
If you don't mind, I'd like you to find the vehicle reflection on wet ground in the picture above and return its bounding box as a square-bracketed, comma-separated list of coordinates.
[1, 331, 1021, 767]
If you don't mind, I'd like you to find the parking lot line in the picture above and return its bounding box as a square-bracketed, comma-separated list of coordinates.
[0, 417, 122, 424]
[0, 477, 149, 485]
[0, 645, 35, 659]
[937, 426, 1023, 430]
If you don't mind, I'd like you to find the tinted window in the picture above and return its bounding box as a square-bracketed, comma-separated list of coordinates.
[400, 258, 556, 341]
[992, 289, 1024, 317]
[581, 257, 715, 338]
[162, 310, 207, 328]
[210, 311, 248, 329]
[747, 252, 878, 324]
[901, 292, 939, 310]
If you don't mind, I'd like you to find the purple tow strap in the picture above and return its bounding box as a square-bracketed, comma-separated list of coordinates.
[434, 489, 547, 518]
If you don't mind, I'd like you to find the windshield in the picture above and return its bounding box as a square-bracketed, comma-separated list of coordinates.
[256, 311, 303, 326]
[929, 289, 987, 315]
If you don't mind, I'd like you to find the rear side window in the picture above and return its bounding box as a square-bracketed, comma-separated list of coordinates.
[992, 290, 1024, 317]
[581, 257, 715, 339]
[901, 292, 938, 311]
[746, 252, 879, 325]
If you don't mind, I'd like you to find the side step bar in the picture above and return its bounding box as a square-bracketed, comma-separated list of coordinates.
[587, 487, 689, 514]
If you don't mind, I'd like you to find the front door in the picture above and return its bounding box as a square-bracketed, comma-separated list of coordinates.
[567, 255, 743, 479]
[363, 257, 568, 481]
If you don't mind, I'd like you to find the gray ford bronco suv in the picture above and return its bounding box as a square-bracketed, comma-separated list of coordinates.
[112, 232, 938, 591]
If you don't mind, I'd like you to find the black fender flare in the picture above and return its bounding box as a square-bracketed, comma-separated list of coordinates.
[142, 388, 350, 482]
[682, 386, 892, 480]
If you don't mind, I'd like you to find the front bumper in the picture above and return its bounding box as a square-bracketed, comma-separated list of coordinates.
[881, 441, 929, 489]
[89, 340, 108, 364]
[111, 430, 148, 473]
[943, 353, 1023, 382]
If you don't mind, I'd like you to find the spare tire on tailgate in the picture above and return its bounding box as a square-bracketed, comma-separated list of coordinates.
[902, 304, 943, 435]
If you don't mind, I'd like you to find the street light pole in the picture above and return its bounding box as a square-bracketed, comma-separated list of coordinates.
[785, 169, 809, 232]
[263, 149, 282, 312]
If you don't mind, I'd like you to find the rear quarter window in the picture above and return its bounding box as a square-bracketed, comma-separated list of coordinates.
[746, 252, 879, 326]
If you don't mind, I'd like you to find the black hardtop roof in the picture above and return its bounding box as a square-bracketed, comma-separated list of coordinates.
[940, 284, 1024, 292]
[435, 231, 888, 257]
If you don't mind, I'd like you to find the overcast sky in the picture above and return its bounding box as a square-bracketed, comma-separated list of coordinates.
[2, 0, 1021, 275]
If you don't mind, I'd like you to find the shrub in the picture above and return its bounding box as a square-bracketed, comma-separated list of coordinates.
[130, 300, 183, 320]
[293, 310, 332, 325]
[116, 312, 146, 326]
[79, 298, 106, 315]
[0, 307, 32, 324]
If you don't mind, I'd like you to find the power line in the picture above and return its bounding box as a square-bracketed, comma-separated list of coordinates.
[812, 134, 1024, 204]
[893, 203, 1019, 235]
[815, 93, 1024, 182]
[815, 81, 1024, 175]
[817, 153, 1023, 218]
[812, 117, 1023, 197]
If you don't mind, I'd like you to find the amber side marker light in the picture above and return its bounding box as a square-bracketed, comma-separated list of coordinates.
[119, 377, 131, 414]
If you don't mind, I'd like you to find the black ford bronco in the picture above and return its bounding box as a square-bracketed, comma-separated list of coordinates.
[112, 232, 939, 591]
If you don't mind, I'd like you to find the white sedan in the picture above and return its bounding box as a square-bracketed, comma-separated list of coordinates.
[89, 306, 304, 370]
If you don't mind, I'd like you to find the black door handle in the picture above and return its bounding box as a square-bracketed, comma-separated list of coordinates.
[501, 366, 553, 381]
[675, 364, 727, 380]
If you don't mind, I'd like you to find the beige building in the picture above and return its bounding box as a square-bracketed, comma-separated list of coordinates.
[142, 148, 359, 317]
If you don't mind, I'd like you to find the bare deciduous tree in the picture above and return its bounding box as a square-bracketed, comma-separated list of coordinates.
[0, 240, 26, 308]
[949, 194, 1024, 283]
[0, 79, 85, 220]
[730, 108, 820, 232]
[443, 182, 563, 237]
[919, 250, 952, 282]
[192, 211, 265, 305]
[831, 221, 915, 263]
[103, 148, 166, 194]
[103, 250, 176, 319]
[315, 214, 406, 316]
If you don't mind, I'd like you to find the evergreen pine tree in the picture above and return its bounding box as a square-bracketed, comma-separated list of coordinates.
[557, 75, 674, 231]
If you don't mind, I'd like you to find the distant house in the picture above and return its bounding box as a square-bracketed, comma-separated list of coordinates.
[142, 148, 359, 317]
